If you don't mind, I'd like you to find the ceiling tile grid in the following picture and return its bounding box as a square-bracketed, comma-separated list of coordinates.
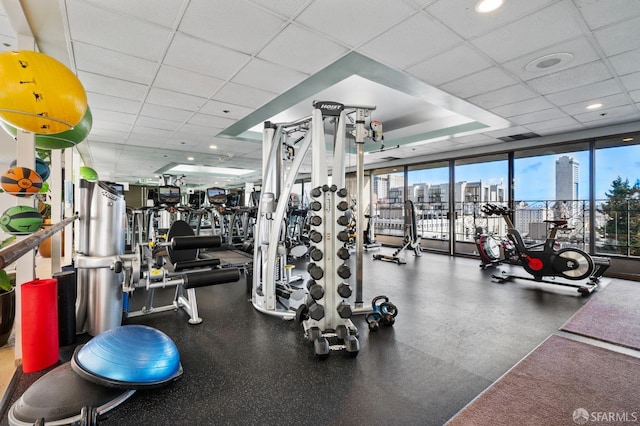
[1, 0, 640, 188]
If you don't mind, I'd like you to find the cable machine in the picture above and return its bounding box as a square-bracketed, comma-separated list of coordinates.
[253, 101, 384, 357]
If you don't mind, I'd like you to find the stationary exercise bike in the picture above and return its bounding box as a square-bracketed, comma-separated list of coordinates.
[481, 204, 609, 295]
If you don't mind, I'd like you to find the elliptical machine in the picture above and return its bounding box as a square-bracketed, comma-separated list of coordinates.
[481, 203, 609, 295]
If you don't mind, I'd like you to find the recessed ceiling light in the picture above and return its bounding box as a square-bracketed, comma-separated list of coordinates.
[209, 145, 217, 149]
[586, 103, 602, 110]
[622, 137, 634, 142]
[475, 0, 503, 13]
[187, 156, 194, 161]
[524, 53, 574, 72]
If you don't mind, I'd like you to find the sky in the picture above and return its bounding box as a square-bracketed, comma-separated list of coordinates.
[405, 144, 640, 201]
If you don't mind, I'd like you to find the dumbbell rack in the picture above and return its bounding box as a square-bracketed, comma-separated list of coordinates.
[296, 184, 359, 359]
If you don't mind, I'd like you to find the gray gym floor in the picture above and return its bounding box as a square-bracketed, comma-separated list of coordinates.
[2, 249, 593, 425]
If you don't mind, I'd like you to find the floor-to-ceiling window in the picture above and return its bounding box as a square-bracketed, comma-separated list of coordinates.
[454, 154, 509, 255]
[595, 134, 640, 257]
[407, 161, 449, 251]
[372, 167, 405, 237]
[513, 142, 590, 250]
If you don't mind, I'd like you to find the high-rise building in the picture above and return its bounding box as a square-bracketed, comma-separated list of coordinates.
[555, 155, 579, 220]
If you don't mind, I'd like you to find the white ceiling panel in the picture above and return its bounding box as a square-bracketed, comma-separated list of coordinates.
[468, 84, 537, 110]
[135, 116, 183, 132]
[574, 105, 638, 123]
[199, 101, 255, 121]
[187, 113, 236, 130]
[145, 87, 207, 112]
[575, 0, 640, 30]
[77, 71, 148, 101]
[86, 93, 141, 115]
[527, 61, 612, 95]
[441, 67, 518, 99]
[72, 42, 157, 84]
[154, 65, 226, 98]
[249, 0, 311, 18]
[296, 0, 415, 47]
[66, 1, 171, 61]
[502, 37, 601, 81]
[425, 0, 556, 39]
[359, 13, 462, 69]
[545, 79, 622, 106]
[509, 107, 569, 126]
[593, 15, 640, 57]
[213, 82, 277, 109]
[406, 44, 493, 86]
[471, 2, 584, 63]
[560, 93, 632, 115]
[139, 104, 194, 122]
[81, 0, 185, 28]
[178, 0, 285, 54]
[620, 72, 640, 91]
[257, 24, 348, 74]
[526, 117, 583, 134]
[231, 58, 309, 93]
[608, 48, 640, 76]
[492, 97, 555, 118]
[90, 108, 136, 126]
[162, 32, 251, 80]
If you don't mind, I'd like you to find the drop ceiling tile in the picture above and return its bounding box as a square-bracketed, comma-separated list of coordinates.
[232, 58, 308, 93]
[249, 0, 310, 18]
[468, 84, 537, 109]
[66, 1, 171, 61]
[73, 42, 157, 85]
[163, 33, 251, 80]
[140, 103, 194, 122]
[560, 93, 631, 115]
[86, 93, 141, 115]
[502, 37, 601, 81]
[406, 44, 493, 86]
[146, 87, 207, 111]
[154, 65, 225, 98]
[620, 72, 640, 91]
[179, 123, 219, 137]
[471, 2, 584, 63]
[574, 104, 637, 122]
[199, 100, 254, 121]
[188, 113, 236, 130]
[491, 97, 555, 117]
[440, 67, 518, 99]
[426, 0, 558, 39]
[179, 0, 285, 54]
[545, 79, 622, 106]
[77, 71, 148, 101]
[296, 0, 414, 47]
[0, 34, 15, 51]
[135, 116, 183, 132]
[526, 117, 583, 134]
[90, 108, 137, 126]
[130, 125, 174, 138]
[213, 82, 277, 109]
[359, 13, 462, 69]
[630, 89, 640, 103]
[527, 61, 612, 95]
[258, 24, 348, 74]
[608, 48, 640, 76]
[593, 15, 640, 56]
[583, 112, 640, 127]
[575, 0, 640, 30]
[509, 107, 569, 126]
[90, 121, 131, 133]
[81, 0, 185, 27]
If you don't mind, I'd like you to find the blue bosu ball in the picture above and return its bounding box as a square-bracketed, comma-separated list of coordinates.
[71, 325, 182, 389]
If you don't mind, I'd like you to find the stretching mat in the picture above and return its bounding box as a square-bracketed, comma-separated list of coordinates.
[447, 335, 640, 426]
[561, 279, 640, 350]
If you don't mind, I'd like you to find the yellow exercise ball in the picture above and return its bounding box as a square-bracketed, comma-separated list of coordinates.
[0, 50, 87, 134]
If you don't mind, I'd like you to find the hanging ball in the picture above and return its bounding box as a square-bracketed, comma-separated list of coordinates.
[0, 50, 87, 134]
[1, 166, 43, 197]
[10, 157, 50, 182]
[0, 106, 92, 149]
[0, 205, 43, 235]
[79, 166, 98, 182]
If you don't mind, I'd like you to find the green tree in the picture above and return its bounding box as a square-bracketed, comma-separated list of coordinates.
[599, 177, 640, 255]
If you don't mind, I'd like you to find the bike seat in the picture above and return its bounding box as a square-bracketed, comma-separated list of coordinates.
[544, 219, 568, 227]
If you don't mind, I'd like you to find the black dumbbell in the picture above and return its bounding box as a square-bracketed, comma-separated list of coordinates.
[337, 283, 352, 298]
[337, 265, 351, 279]
[337, 302, 352, 319]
